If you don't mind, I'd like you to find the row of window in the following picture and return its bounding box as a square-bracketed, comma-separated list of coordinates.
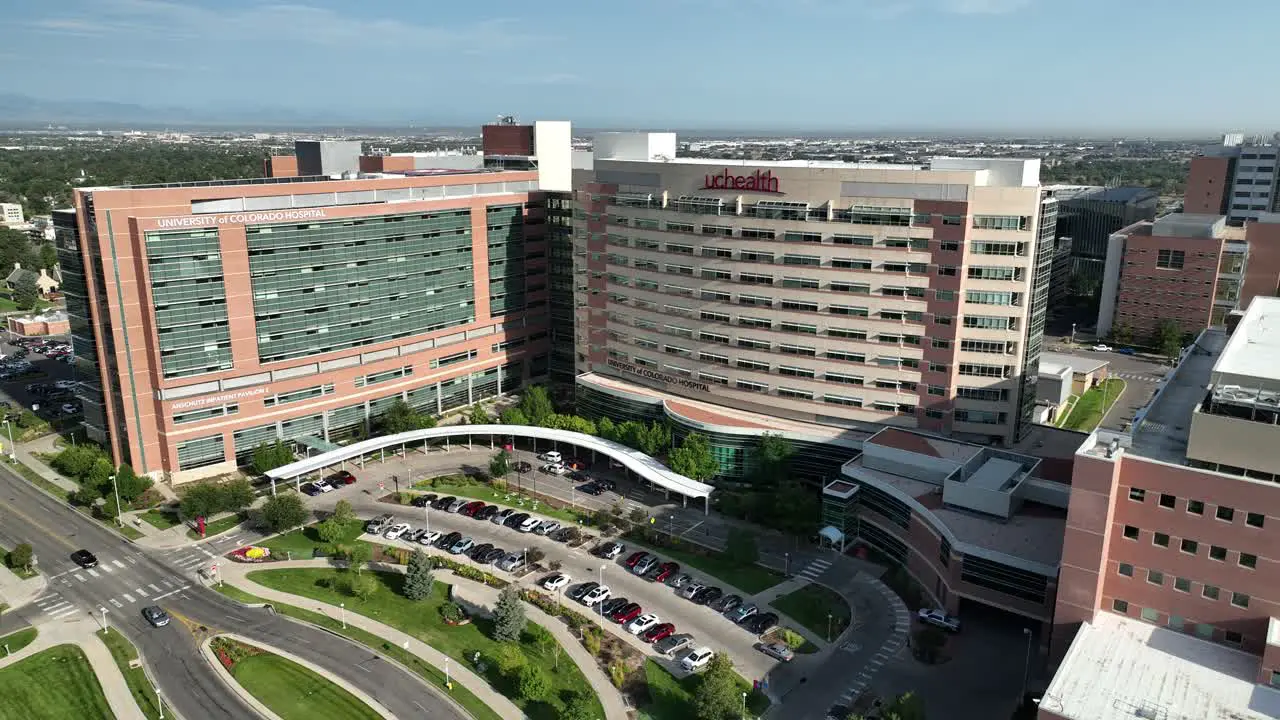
[1127, 488, 1266, 528]
[1120, 524, 1260, 569]
[1116, 562, 1252, 607]
[1110, 599, 1249, 648]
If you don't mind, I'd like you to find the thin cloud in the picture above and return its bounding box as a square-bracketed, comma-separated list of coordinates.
[940, 0, 1032, 14]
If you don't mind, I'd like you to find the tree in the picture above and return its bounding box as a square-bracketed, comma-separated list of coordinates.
[38, 243, 57, 271]
[330, 499, 355, 526]
[492, 584, 527, 643]
[13, 273, 38, 311]
[345, 542, 373, 574]
[499, 407, 529, 425]
[69, 485, 101, 507]
[86, 458, 113, 494]
[725, 528, 759, 566]
[112, 463, 151, 503]
[316, 516, 351, 545]
[402, 549, 435, 601]
[693, 654, 740, 720]
[467, 404, 490, 424]
[1152, 319, 1183, 361]
[348, 573, 379, 601]
[595, 416, 617, 442]
[768, 480, 821, 537]
[561, 691, 596, 720]
[518, 386, 555, 425]
[8, 543, 33, 572]
[51, 445, 104, 479]
[259, 491, 308, 533]
[883, 692, 926, 720]
[1110, 321, 1134, 346]
[492, 643, 525, 676]
[542, 413, 597, 435]
[377, 399, 437, 434]
[251, 441, 294, 475]
[180, 483, 222, 519]
[667, 432, 720, 481]
[748, 433, 794, 490]
[489, 450, 511, 482]
[220, 478, 256, 513]
[638, 422, 671, 456]
[516, 664, 551, 702]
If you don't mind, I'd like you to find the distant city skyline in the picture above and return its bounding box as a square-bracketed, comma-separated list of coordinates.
[2, 0, 1279, 134]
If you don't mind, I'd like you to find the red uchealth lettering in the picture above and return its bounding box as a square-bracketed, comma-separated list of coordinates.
[702, 169, 780, 193]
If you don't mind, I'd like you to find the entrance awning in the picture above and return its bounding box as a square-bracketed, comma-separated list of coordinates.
[294, 435, 340, 455]
[818, 526, 845, 545]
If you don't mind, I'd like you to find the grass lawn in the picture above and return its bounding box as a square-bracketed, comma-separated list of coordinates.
[0, 627, 38, 654]
[0, 644, 114, 719]
[139, 508, 181, 531]
[2, 545, 38, 579]
[260, 519, 366, 559]
[639, 660, 769, 720]
[213, 583, 501, 720]
[187, 512, 248, 540]
[770, 585, 851, 642]
[626, 537, 782, 594]
[1061, 378, 1126, 432]
[246, 567, 604, 720]
[411, 478, 589, 525]
[229, 646, 383, 720]
[99, 629, 164, 720]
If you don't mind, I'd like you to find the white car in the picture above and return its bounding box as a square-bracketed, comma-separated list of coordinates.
[680, 647, 714, 672]
[626, 613, 659, 635]
[1091, 344, 1112, 352]
[541, 462, 567, 475]
[542, 573, 571, 592]
[540, 450, 563, 464]
[917, 608, 961, 632]
[383, 523, 411, 540]
[518, 516, 542, 533]
[534, 520, 561, 535]
[60, 403, 79, 415]
[54, 380, 77, 390]
[581, 585, 611, 606]
[418, 530, 442, 546]
[312, 478, 335, 493]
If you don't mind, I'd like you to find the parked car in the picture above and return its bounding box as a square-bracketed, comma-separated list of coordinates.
[611, 603, 643, 624]
[715, 594, 743, 613]
[71, 549, 98, 568]
[461, 501, 486, 517]
[405, 529, 426, 543]
[579, 483, 605, 496]
[624, 551, 649, 568]
[679, 582, 706, 600]
[728, 604, 758, 624]
[311, 478, 335, 494]
[366, 514, 394, 533]
[480, 547, 507, 564]
[654, 633, 693, 657]
[642, 622, 675, 643]
[141, 606, 170, 628]
[432, 496, 457, 510]
[759, 642, 794, 662]
[1117, 347, 1137, 355]
[419, 530, 442, 546]
[540, 462, 567, 475]
[667, 573, 693, 589]
[534, 520, 560, 535]
[594, 479, 617, 492]
[1091, 344, 1112, 352]
[747, 612, 779, 634]
[518, 515, 542, 533]
[513, 461, 533, 473]
[541, 573, 571, 592]
[448, 537, 475, 555]
[539, 450, 562, 464]
[436, 531, 462, 549]
[599, 597, 629, 616]
[581, 585, 611, 606]
[653, 562, 679, 583]
[680, 647, 714, 672]
[60, 403, 80, 415]
[411, 493, 438, 507]
[474, 505, 499, 521]
[491, 508, 515, 525]
[383, 523, 411, 540]
[693, 586, 722, 606]
[505, 512, 530, 529]
[446, 498, 468, 513]
[468, 543, 494, 560]
[626, 613, 660, 635]
[917, 608, 962, 632]
[496, 553, 525, 572]
[596, 541, 625, 559]
[330, 470, 357, 485]
[633, 555, 660, 576]
[301, 482, 323, 496]
[567, 582, 599, 602]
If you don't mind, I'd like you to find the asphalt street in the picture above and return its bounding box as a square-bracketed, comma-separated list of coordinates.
[0, 464, 464, 720]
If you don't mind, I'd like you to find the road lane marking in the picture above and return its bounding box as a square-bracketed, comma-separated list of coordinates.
[112, 560, 126, 569]
[108, 598, 123, 608]
[151, 585, 189, 601]
[86, 569, 99, 578]
[121, 593, 136, 603]
[101, 564, 114, 573]
[162, 580, 175, 588]
[75, 574, 86, 582]
[126, 557, 137, 564]
[49, 606, 80, 619]
[135, 587, 148, 597]
[148, 584, 162, 593]
[44, 601, 71, 614]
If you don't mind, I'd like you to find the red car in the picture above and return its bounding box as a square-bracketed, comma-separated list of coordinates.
[331, 470, 357, 485]
[611, 603, 642, 624]
[460, 500, 486, 517]
[624, 551, 649, 568]
[653, 561, 679, 583]
[641, 622, 675, 643]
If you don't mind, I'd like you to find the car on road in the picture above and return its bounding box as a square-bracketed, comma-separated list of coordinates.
[513, 461, 532, 473]
[141, 606, 170, 628]
[693, 586, 722, 606]
[567, 582, 598, 602]
[680, 647, 714, 672]
[71, 549, 98, 568]
[542, 573, 571, 592]
[491, 508, 515, 525]
[61, 403, 79, 415]
[1117, 347, 1136, 355]
[539, 451, 562, 464]
[642, 622, 675, 643]
[436, 531, 462, 549]
[746, 612, 778, 635]
[582, 585, 611, 606]
[917, 608, 962, 632]
[667, 573, 693, 589]
[446, 498, 468, 513]
[653, 562, 679, 583]
[758, 642, 794, 662]
[411, 494, 438, 507]
[714, 594, 742, 613]
[479, 547, 507, 564]
[383, 523, 411, 540]
[579, 483, 604, 496]
[54, 379, 77, 390]
[654, 633, 693, 656]
[419, 530, 442, 546]
[474, 505, 499, 521]
[594, 478, 617, 492]
[366, 515, 394, 533]
[518, 515, 542, 533]
[330, 470, 357, 485]
[626, 613, 659, 635]
[624, 551, 649, 568]
[596, 541, 625, 559]
[611, 602, 643, 624]
[496, 553, 525, 572]
[632, 555, 659, 576]
[432, 496, 457, 510]
[468, 543, 494, 560]
[448, 537, 475, 555]
[679, 582, 706, 600]
[728, 604, 758, 624]
[1091, 344, 1112, 352]
[534, 520, 560, 535]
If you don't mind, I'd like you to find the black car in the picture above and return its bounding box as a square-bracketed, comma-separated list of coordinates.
[693, 586, 723, 606]
[513, 461, 532, 473]
[747, 612, 779, 634]
[468, 543, 494, 560]
[474, 505, 498, 521]
[715, 594, 743, 613]
[598, 596, 630, 616]
[480, 547, 507, 564]
[567, 582, 599, 602]
[436, 531, 462, 549]
[566, 470, 587, 482]
[141, 605, 170, 627]
[595, 478, 617, 492]
[411, 493, 438, 507]
[432, 496, 457, 510]
[579, 483, 604, 496]
[71, 549, 98, 568]
[301, 483, 323, 496]
[505, 512, 529, 529]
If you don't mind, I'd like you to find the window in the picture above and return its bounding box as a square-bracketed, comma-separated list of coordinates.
[1187, 499, 1204, 515]
[783, 254, 821, 266]
[1202, 585, 1220, 600]
[699, 331, 730, 345]
[1180, 538, 1198, 554]
[780, 321, 817, 335]
[740, 250, 774, 262]
[1112, 599, 1129, 613]
[1129, 488, 1146, 501]
[701, 310, 730, 323]
[781, 300, 819, 312]
[702, 268, 732, 280]
[1123, 525, 1139, 540]
[1118, 563, 1134, 577]
[832, 234, 874, 246]
[782, 277, 819, 289]
[1168, 615, 1185, 631]
[1140, 607, 1159, 622]
[972, 215, 1030, 231]
[1239, 553, 1257, 569]
[1157, 249, 1186, 270]
[739, 272, 774, 286]
[699, 372, 728, 385]
[932, 339, 951, 349]
[735, 379, 769, 393]
[736, 358, 771, 372]
[777, 365, 815, 379]
[777, 387, 813, 400]
[1230, 592, 1249, 609]
[1147, 570, 1164, 585]
[702, 246, 733, 258]
[823, 394, 863, 407]
[698, 351, 728, 365]
[1247, 512, 1265, 528]
[1209, 545, 1227, 561]
[1224, 631, 1243, 647]
[1216, 506, 1234, 522]
[1174, 577, 1191, 593]
[1152, 532, 1169, 548]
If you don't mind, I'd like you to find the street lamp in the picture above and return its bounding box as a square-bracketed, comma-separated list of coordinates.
[784, 552, 790, 578]
[827, 613, 833, 642]
[100, 607, 108, 633]
[156, 688, 164, 719]
[423, 501, 430, 535]
[340, 602, 346, 630]
[1021, 628, 1033, 696]
[445, 656, 451, 690]
[598, 565, 606, 622]
[1, 419, 13, 461]
[109, 474, 121, 526]
[740, 691, 747, 719]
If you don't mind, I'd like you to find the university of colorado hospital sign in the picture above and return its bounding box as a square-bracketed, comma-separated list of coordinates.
[153, 208, 328, 230]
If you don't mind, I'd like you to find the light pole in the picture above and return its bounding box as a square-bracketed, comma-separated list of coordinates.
[100, 607, 108, 633]
[741, 691, 747, 719]
[1020, 628, 1033, 697]
[827, 613, 833, 642]
[784, 552, 790, 577]
[340, 602, 346, 630]
[156, 688, 164, 719]
[109, 474, 121, 526]
[1070, 323, 1077, 345]
[423, 502, 430, 535]
[2, 419, 13, 460]
[445, 656, 451, 690]
[598, 565, 606, 622]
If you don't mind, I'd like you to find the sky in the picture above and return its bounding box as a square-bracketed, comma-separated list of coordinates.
[1, 0, 1278, 134]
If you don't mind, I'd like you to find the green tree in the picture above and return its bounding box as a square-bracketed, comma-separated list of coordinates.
[38, 243, 57, 271]
[516, 663, 551, 702]
[345, 542, 373, 574]
[377, 399, 437, 434]
[402, 549, 435, 600]
[1110, 321, 1134, 346]
[883, 692, 926, 720]
[492, 643, 525, 676]
[51, 445, 103, 479]
[635, 421, 671, 456]
[13, 273, 39, 311]
[96, 495, 123, 521]
[220, 478, 256, 513]
[467, 404, 490, 424]
[1152, 319, 1183, 361]
[748, 433, 794, 490]
[86, 458, 114, 494]
[693, 654, 739, 720]
[768, 480, 821, 537]
[518, 386, 555, 425]
[596, 416, 617, 442]
[316, 515, 350, 545]
[259, 491, 308, 533]
[251, 440, 294, 474]
[498, 407, 529, 425]
[69, 484, 102, 508]
[489, 450, 512, 482]
[492, 584, 527, 642]
[561, 691, 596, 720]
[542, 413, 597, 435]
[8, 543, 33, 572]
[667, 432, 719, 481]
[725, 527, 759, 566]
[348, 573, 379, 601]
[330, 499, 355, 526]
[179, 483, 222, 519]
[112, 463, 151, 503]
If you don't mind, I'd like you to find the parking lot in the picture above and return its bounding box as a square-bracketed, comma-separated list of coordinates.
[0, 332, 79, 421]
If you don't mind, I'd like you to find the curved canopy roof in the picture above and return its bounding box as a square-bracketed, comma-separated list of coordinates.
[265, 424, 714, 500]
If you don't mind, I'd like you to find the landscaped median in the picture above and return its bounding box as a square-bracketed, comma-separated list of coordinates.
[623, 530, 783, 595]
[208, 635, 387, 720]
[770, 584, 851, 644]
[0, 644, 115, 719]
[99, 628, 165, 719]
[0, 627, 38, 655]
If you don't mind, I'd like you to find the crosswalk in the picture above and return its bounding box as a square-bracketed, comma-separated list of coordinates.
[835, 575, 912, 705]
[33, 593, 81, 621]
[796, 558, 831, 581]
[32, 549, 194, 623]
[1112, 371, 1164, 384]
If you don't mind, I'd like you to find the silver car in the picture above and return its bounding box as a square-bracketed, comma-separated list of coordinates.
[654, 633, 693, 656]
[496, 553, 525, 572]
[667, 572, 692, 588]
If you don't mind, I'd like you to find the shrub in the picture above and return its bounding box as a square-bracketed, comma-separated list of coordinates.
[583, 628, 602, 656]
[346, 573, 379, 601]
[6, 543, 32, 571]
[608, 661, 627, 689]
[493, 643, 525, 677]
[517, 663, 551, 701]
[780, 628, 807, 650]
[439, 602, 467, 624]
[526, 548, 545, 565]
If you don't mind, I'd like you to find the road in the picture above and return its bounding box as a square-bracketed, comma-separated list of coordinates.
[0, 465, 464, 720]
[1047, 346, 1170, 431]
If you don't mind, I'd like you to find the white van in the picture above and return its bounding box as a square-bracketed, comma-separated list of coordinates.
[540, 450, 562, 464]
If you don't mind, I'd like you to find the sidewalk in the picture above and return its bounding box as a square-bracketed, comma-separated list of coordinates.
[0, 562, 47, 611]
[12, 435, 76, 493]
[0, 617, 146, 720]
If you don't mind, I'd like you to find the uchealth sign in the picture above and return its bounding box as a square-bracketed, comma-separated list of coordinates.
[607, 358, 711, 393]
[702, 169, 780, 194]
[153, 208, 328, 230]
